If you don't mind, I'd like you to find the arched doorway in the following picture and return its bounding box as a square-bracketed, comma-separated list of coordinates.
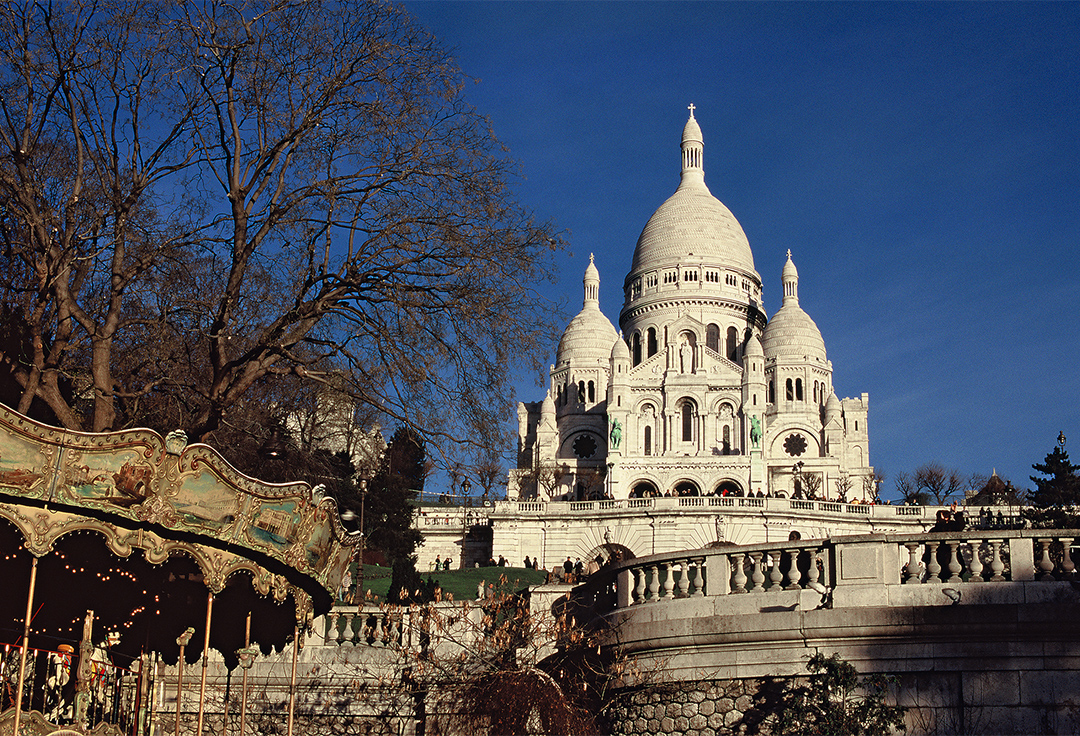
[630, 480, 659, 498]
[716, 480, 742, 497]
[674, 480, 700, 497]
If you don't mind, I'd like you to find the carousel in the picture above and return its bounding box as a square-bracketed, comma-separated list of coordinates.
[0, 404, 358, 735]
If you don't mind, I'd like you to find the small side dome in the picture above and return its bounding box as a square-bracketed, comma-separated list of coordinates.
[762, 251, 827, 363]
[541, 393, 556, 419]
[611, 334, 630, 361]
[824, 392, 842, 421]
[762, 306, 827, 363]
[556, 256, 619, 367]
[744, 333, 764, 358]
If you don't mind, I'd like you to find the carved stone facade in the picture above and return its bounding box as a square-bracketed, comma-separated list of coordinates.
[513, 110, 873, 507]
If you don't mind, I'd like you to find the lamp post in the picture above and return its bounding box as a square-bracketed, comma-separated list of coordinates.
[356, 475, 368, 604]
[460, 477, 471, 569]
[793, 461, 805, 499]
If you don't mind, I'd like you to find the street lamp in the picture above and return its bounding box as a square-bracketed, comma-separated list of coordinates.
[793, 461, 805, 499]
[356, 475, 368, 603]
[460, 477, 471, 569]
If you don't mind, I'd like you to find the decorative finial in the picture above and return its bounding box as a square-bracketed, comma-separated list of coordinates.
[787, 249, 792, 259]
[688, 102, 696, 118]
[589, 253, 595, 264]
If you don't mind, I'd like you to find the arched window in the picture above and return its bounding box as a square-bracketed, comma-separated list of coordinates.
[631, 333, 641, 366]
[813, 381, 818, 403]
[681, 402, 694, 442]
[722, 424, 730, 455]
[706, 324, 720, 352]
[578, 381, 586, 403]
[644, 426, 652, 456]
[726, 326, 738, 361]
[647, 327, 658, 357]
[768, 380, 775, 404]
[795, 378, 803, 401]
[557, 385, 562, 405]
[786, 378, 794, 401]
[587, 381, 595, 403]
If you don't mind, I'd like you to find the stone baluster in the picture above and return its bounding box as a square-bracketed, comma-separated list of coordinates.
[340, 612, 356, 645]
[373, 612, 386, 646]
[925, 541, 942, 583]
[903, 543, 922, 584]
[363, 611, 376, 643]
[691, 558, 705, 596]
[768, 552, 784, 592]
[749, 552, 766, 593]
[1059, 538, 1076, 579]
[731, 553, 747, 594]
[1037, 538, 1055, 581]
[806, 548, 821, 590]
[647, 565, 660, 602]
[988, 540, 1006, 582]
[785, 549, 802, 589]
[967, 540, 985, 583]
[328, 611, 341, 644]
[676, 561, 691, 598]
[662, 562, 676, 599]
[945, 541, 963, 584]
[633, 567, 646, 604]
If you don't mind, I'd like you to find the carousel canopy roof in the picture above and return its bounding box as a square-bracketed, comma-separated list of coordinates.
[0, 405, 358, 666]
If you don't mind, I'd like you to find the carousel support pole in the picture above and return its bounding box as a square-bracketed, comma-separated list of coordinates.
[74, 610, 96, 730]
[12, 556, 39, 736]
[195, 592, 214, 736]
[286, 624, 300, 736]
[238, 613, 252, 736]
[175, 628, 194, 736]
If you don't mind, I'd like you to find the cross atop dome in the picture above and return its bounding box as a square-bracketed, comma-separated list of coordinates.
[688, 102, 696, 118]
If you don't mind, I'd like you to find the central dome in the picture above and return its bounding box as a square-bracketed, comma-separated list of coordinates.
[630, 184, 756, 274]
[629, 110, 756, 276]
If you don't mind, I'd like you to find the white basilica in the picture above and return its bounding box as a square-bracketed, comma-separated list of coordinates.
[511, 110, 874, 504]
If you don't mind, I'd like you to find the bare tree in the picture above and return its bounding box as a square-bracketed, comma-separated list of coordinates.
[0, 1, 561, 470]
[914, 462, 966, 505]
[894, 471, 927, 506]
[834, 475, 853, 503]
[862, 469, 885, 503]
[801, 472, 822, 499]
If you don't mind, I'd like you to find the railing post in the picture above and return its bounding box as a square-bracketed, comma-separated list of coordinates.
[706, 553, 729, 596]
[784, 549, 802, 589]
[1010, 537, 1034, 581]
[731, 553, 747, 594]
[1059, 537, 1076, 579]
[616, 568, 632, 608]
[967, 540, 985, 583]
[903, 543, 922, 584]
[691, 557, 705, 596]
[945, 541, 963, 584]
[662, 562, 676, 599]
[676, 560, 691, 598]
[1037, 538, 1055, 580]
[749, 552, 765, 593]
[647, 565, 660, 602]
[988, 540, 1007, 582]
[925, 541, 942, 583]
[768, 552, 784, 592]
[633, 567, 646, 604]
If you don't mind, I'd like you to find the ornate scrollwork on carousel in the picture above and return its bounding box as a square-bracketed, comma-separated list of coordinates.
[0, 403, 358, 610]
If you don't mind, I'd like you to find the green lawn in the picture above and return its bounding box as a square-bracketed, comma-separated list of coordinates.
[344, 564, 548, 605]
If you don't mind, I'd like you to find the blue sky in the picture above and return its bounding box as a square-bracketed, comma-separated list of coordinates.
[403, 1, 1079, 499]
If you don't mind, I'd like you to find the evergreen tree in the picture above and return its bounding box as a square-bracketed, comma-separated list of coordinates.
[362, 427, 425, 564]
[1030, 444, 1080, 508]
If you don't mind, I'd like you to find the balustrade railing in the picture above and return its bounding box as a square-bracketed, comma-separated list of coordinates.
[492, 498, 943, 519]
[578, 530, 1080, 614]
